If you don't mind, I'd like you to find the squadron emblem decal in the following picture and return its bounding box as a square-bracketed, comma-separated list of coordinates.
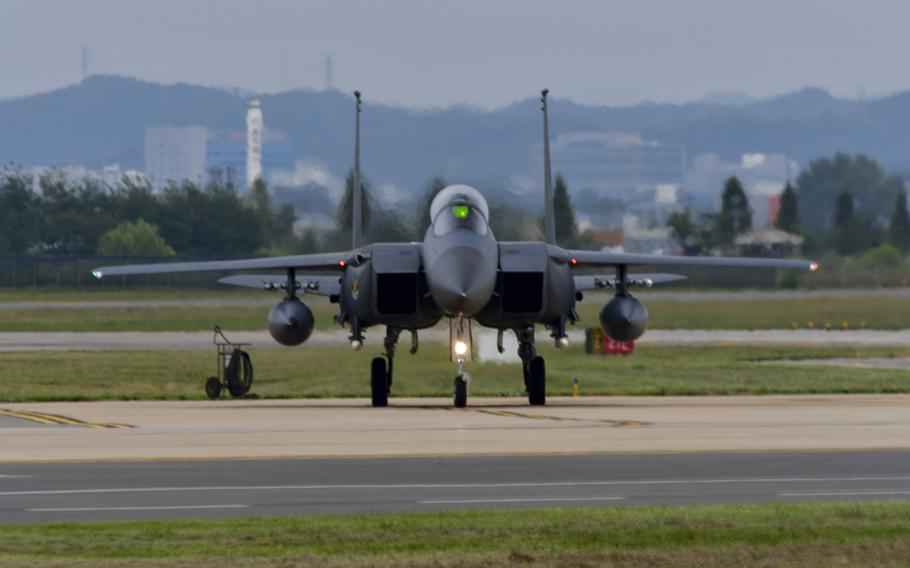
[351, 276, 359, 299]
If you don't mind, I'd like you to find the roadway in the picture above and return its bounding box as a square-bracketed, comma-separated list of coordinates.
[1, 451, 910, 523]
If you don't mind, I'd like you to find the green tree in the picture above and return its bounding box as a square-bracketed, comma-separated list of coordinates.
[829, 190, 867, 255]
[38, 171, 115, 254]
[889, 191, 910, 252]
[713, 176, 752, 245]
[834, 190, 854, 226]
[336, 169, 373, 236]
[667, 206, 703, 255]
[796, 153, 903, 231]
[0, 168, 40, 253]
[97, 219, 175, 257]
[553, 174, 577, 245]
[155, 181, 266, 256]
[775, 182, 801, 233]
[247, 177, 270, 211]
[415, 176, 448, 238]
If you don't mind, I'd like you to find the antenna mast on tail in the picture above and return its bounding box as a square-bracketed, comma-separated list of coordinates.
[541, 89, 555, 244]
[352, 90, 363, 248]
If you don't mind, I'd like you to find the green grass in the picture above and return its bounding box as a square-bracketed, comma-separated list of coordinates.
[0, 286, 262, 303]
[0, 304, 340, 332]
[0, 502, 909, 567]
[1, 344, 908, 402]
[576, 292, 910, 330]
[2, 288, 909, 331]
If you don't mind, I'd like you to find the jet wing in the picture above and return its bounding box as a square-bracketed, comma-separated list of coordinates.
[574, 273, 686, 292]
[567, 250, 818, 271]
[218, 274, 342, 297]
[91, 251, 351, 279]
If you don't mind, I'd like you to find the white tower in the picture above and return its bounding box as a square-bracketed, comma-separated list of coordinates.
[246, 100, 263, 188]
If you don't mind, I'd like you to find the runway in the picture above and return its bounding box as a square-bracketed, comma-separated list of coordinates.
[3, 328, 910, 350]
[1, 451, 910, 523]
[3, 395, 910, 462]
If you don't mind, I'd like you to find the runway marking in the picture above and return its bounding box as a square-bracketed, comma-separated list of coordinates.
[780, 490, 910, 497]
[455, 408, 647, 427]
[27, 504, 249, 512]
[0, 408, 132, 429]
[419, 497, 624, 504]
[4, 476, 910, 496]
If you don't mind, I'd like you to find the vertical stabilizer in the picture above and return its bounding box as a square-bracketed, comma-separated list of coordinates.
[352, 91, 363, 248]
[541, 89, 555, 244]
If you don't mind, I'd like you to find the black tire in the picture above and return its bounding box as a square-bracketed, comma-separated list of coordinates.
[205, 377, 222, 400]
[453, 376, 468, 408]
[225, 349, 254, 397]
[371, 357, 389, 407]
[528, 356, 546, 406]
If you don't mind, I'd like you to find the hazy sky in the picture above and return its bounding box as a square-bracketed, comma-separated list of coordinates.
[2, 0, 908, 108]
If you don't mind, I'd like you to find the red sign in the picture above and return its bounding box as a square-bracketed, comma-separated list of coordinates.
[603, 337, 635, 355]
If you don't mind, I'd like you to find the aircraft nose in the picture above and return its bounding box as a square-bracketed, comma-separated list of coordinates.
[429, 247, 496, 316]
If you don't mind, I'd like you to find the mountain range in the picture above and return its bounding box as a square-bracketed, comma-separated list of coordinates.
[1, 75, 908, 199]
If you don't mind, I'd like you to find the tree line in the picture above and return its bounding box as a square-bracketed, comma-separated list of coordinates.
[0, 169, 296, 257]
[2, 151, 905, 260]
[668, 153, 910, 258]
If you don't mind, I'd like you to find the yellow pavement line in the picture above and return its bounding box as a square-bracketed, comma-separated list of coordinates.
[0, 409, 132, 429]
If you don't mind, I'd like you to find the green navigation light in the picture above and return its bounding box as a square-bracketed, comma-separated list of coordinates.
[452, 204, 469, 219]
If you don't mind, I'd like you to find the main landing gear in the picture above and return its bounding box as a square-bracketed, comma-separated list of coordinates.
[517, 326, 546, 406]
[370, 327, 418, 407]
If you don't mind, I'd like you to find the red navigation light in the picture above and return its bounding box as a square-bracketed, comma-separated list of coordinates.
[570, 258, 578, 266]
[809, 261, 820, 272]
[338, 260, 346, 268]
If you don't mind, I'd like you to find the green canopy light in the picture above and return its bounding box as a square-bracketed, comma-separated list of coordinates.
[452, 204, 469, 219]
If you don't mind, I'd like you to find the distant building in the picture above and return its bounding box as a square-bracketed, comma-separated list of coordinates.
[735, 228, 804, 257]
[144, 126, 208, 191]
[246, 100, 263, 188]
[547, 131, 686, 197]
[685, 152, 798, 226]
[206, 133, 295, 191]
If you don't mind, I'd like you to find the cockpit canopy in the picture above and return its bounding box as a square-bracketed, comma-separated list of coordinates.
[429, 185, 490, 236]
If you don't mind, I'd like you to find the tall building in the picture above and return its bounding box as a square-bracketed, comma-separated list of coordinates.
[144, 126, 208, 191]
[246, 100, 263, 188]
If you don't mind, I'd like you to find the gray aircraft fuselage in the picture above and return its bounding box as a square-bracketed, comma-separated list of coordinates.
[338, 184, 574, 335]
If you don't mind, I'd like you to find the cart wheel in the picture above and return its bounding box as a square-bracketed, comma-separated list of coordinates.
[225, 349, 254, 397]
[205, 377, 222, 399]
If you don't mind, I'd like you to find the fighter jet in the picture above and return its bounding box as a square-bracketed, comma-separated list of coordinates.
[92, 90, 818, 408]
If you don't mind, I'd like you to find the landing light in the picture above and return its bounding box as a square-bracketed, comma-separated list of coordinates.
[453, 340, 468, 356]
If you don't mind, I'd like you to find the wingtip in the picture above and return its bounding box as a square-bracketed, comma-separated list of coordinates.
[91, 270, 103, 280]
[809, 261, 820, 272]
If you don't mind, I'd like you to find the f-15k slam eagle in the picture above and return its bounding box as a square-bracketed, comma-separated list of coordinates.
[93, 90, 818, 408]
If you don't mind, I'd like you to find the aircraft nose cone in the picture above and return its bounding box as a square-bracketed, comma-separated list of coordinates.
[428, 247, 496, 316]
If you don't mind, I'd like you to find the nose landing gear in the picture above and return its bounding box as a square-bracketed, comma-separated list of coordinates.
[450, 317, 472, 408]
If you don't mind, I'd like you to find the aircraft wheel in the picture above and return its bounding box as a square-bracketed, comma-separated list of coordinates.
[528, 356, 546, 406]
[371, 357, 389, 407]
[205, 377, 222, 400]
[453, 376, 468, 408]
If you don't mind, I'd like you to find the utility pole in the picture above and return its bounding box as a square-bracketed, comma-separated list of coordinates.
[324, 54, 335, 91]
[80, 46, 90, 80]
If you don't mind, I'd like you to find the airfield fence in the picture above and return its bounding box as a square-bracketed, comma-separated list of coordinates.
[0, 254, 907, 290]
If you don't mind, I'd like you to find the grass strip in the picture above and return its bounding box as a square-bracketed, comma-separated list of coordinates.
[1, 344, 908, 402]
[0, 501, 908, 567]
